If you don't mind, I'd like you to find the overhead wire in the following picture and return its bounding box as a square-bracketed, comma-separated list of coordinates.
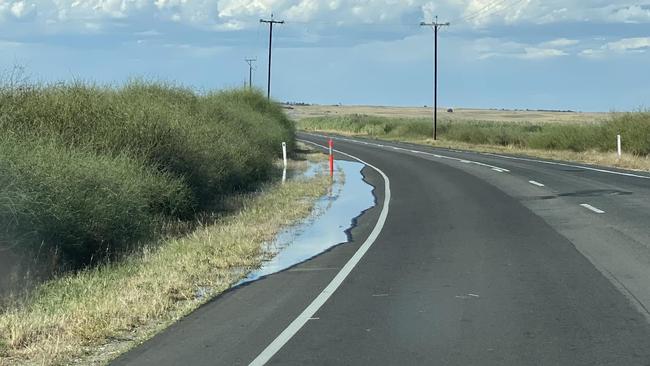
[452, 0, 511, 23]
[451, 0, 530, 25]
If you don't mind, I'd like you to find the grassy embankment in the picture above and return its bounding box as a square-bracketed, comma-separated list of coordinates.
[0, 82, 296, 271]
[0, 82, 332, 364]
[298, 112, 650, 171]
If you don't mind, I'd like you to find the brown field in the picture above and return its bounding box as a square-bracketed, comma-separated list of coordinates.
[285, 104, 608, 124]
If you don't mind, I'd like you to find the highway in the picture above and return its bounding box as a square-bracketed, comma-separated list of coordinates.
[114, 132, 650, 365]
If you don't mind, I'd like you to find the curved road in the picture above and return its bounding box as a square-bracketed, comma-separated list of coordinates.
[115, 132, 650, 365]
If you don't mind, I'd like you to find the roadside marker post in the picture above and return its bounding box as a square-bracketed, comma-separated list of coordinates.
[617, 134, 622, 158]
[282, 142, 288, 168]
[329, 138, 334, 178]
[281, 142, 288, 184]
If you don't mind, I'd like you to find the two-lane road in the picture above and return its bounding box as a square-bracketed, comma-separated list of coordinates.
[115, 133, 650, 365]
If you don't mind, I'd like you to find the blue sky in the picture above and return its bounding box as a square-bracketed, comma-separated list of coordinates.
[0, 1, 649, 111]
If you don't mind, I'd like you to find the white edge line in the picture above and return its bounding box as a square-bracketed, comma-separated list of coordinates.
[580, 203, 605, 214]
[528, 180, 545, 187]
[484, 152, 650, 180]
[249, 139, 391, 366]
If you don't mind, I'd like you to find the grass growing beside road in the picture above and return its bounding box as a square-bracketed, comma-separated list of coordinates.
[0, 152, 331, 365]
[298, 112, 650, 171]
[0, 82, 294, 271]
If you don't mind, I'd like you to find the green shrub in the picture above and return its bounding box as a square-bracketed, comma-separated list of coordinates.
[0, 137, 191, 267]
[0, 83, 294, 209]
[0, 81, 294, 268]
[603, 112, 650, 155]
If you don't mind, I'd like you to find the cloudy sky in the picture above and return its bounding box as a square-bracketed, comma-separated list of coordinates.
[0, 0, 649, 111]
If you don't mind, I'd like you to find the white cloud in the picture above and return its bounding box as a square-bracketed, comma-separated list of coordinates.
[0, 0, 646, 32]
[135, 29, 162, 36]
[580, 37, 650, 58]
[518, 47, 567, 60]
[606, 37, 650, 52]
[285, 0, 321, 22]
[0, 0, 648, 49]
[0, 0, 37, 20]
[49, 0, 150, 20]
[10, 1, 37, 18]
[579, 48, 604, 58]
[601, 4, 650, 23]
[473, 37, 570, 60]
[540, 38, 579, 48]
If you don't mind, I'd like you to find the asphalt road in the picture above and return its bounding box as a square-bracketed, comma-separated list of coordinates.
[114, 132, 650, 366]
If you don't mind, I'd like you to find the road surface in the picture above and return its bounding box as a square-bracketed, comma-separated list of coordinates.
[114, 132, 650, 365]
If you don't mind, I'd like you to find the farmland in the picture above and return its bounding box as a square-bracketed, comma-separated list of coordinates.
[293, 104, 650, 172]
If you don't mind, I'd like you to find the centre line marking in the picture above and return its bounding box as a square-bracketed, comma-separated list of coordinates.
[249, 139, 391, 366]
[529, 180, 545, 187]
[580, 203, 605, 214]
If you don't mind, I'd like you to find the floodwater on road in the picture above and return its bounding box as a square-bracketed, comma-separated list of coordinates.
[239, 160, 375, 285]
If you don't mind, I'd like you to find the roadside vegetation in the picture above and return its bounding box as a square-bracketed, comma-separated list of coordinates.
[298, 112, 650, 171]
[0, 81, 294, 273]
[0, 73, 333, 365]
[0, 153, 331, 365]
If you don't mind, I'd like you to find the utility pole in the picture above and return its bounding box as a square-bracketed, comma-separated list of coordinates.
[260, 14, 284, 99]
[420, 17, 450, 141]
[245, 58, 256, 89]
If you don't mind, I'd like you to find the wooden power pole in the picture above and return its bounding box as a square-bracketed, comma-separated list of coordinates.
[260, 14, 284, 99]
[421, 17, 450, 141]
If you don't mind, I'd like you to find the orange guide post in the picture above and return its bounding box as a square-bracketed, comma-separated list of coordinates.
[329, 138, 334, 177]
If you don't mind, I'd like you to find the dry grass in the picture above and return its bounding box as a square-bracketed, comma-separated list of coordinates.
[414, 138, 650, 172]
[306, 127, 650, 173]
[0, 153, 331, 366]
[287, 104, 607, 124]
[294, 105, 649, 173]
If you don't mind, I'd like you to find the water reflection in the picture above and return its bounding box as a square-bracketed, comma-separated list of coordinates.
[240, 160, 375, 285]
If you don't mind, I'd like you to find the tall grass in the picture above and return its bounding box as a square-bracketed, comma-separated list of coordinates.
[299, 112, 650, 155]
[0, 136, 191, 269]
[0, 81, 294, 271]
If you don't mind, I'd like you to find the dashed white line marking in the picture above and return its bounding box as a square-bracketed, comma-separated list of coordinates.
[529, 180, 545, 187]
[580, 203, 605, 214]
[250, 139, 391, 366]
[484, 153, 650, 180]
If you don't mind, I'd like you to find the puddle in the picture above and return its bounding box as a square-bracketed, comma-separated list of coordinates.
[301, 163, 321, 179]
[286, 161, 322, 181]
[239, 160, 375, 285]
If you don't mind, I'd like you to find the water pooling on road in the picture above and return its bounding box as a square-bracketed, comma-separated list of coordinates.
[239, 160, 375, 285]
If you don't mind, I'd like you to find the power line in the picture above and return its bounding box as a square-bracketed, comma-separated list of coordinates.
[453, 0, 528, 25]
[260, 14, 284, 100]
[454, 0, 509, 22]
[420, 16, 450, 141]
